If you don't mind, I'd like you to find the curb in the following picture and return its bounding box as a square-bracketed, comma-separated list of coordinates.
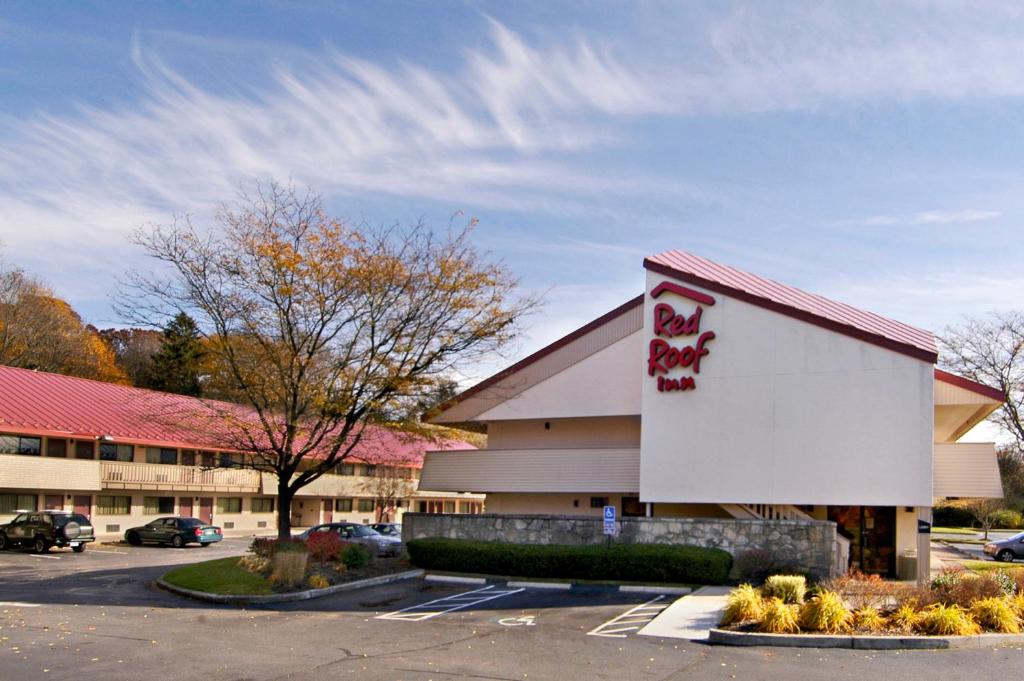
[708, 628, 1024, 650]
[508, 580, 572, 590]
[156, 569, 424, 605]
[423, 572, 692, 595]
[425, 574, 488, 586]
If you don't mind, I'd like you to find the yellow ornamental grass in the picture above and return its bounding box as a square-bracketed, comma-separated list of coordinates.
[799, 591, 851, 633]
[970, 597, 1021, 634]
[307, 574, 330, 590]
[758, 597, 800, 634]
[888, 603, 921, 633]
[269, 551, 308, 589]
[721, 584, 763, 625]
[916, 603, 981, 636]
[851, 607, 886, 633]
[762, 575, 807, 605]
[1007, 593, 1024, 620]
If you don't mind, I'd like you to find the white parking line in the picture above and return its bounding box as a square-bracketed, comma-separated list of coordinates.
[376, 585, 525, 622]
[587, 596, 669, 638]
[85, 549, 128, 555]
[28, 554, 60, 560]
[0, 601, 41, 607]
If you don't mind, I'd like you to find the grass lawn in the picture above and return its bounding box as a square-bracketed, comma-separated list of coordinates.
[162, 557, 272, 595]
[960, 559, 1024, 574]
[931, 527, 980, 536]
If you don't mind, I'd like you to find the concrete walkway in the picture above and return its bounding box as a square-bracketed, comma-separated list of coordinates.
[638, 585, 730, 640]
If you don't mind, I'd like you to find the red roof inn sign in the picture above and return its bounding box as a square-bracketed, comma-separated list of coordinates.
[647, 281, 716, 392]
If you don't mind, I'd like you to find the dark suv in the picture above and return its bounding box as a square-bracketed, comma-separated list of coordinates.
[0, 510, 96, 553]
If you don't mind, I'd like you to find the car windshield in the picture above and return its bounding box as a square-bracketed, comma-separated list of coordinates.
[1009, 531, 1024, 542]
[53, 514, 90, 527]
[350, 526, 379, 537]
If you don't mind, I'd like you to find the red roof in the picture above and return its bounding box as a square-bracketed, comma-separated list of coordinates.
[934, 368, 1005, 402]
[645, 250, 939, 362]
[0, 365, 473, 466]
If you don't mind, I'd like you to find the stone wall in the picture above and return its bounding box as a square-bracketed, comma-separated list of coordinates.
[402, 513, 842, 578]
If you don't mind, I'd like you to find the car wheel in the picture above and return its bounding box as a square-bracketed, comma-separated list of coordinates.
[171, 534, 185, 548]
[0, 533, 7, 551]
[126, 531, 142, 546]
[72, 544, 86, 553]
[33, 536, 49, 554]
[998, 549, 1015, 563]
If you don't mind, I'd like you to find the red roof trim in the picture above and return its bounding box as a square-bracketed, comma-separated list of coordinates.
[643, 259, 939, 364]
[428, 294, 645, 419]
[935, 369, 1005, 402]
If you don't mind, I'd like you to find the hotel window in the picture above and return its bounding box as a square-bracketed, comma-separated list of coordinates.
[218, 453, 235, 468]
[200, 451, 215, 467]
[74, 441, 95, 459]
[0, 435, 41, 455]
[99, 443, 133, 462]
[335, 499, 353, 512]
[180, 450, 196, 466]
[217, 497, 242, 514]
[146, 447, 178, 465]
[251, 497, 275, 513]
[460, 501, 482, 514]
[443, 501, 456, 514]
[0, 493, 38, 513]
[97, 495, 131, 515]
[357, 499, 375, 513]
[589, 496, 609, 509]
[46, 438, 68, 457]
[362, 464, 377, 477]
[143, 496, 175, 514]
[338, 463, 355, 476]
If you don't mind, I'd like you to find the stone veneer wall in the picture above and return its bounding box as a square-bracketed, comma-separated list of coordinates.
[402, 513, 841, 578]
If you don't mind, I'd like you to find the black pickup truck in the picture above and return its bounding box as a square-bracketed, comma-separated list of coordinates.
[0, 510, 96, 553]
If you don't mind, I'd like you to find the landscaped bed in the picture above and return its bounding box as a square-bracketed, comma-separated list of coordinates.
[718, 567, 1024, 638]
[163, 534, 411, 596]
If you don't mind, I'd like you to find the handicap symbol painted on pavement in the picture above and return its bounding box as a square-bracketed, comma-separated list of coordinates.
[498, 615, 536, 627]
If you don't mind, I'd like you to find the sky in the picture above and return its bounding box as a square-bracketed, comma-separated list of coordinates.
[1, 1, 1023, 401]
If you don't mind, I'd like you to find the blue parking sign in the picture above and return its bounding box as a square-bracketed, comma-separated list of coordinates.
[603, 505, 616, 521]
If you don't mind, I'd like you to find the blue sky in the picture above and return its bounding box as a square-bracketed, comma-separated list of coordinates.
[1, 1, 1023, 383]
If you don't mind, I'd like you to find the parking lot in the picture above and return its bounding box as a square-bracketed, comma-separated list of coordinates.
[2, 545, 1024, 680]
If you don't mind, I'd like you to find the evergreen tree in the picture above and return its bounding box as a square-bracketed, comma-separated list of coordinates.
[146, 313, 204, 396]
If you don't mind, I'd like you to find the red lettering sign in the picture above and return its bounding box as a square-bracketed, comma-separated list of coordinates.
[648, 282, 716, 392]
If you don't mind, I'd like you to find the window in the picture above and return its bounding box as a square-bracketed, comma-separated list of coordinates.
[251, 497, 275, 513]
[217, 497, 242, 514]
[46, 438, 67, 457]
[589, 496, 609, 509]
[0, 493, 37, 513]
[459, 501, 482, 514]
[146, 448, 177, 465]
[218, 453, 235, 468]
[143, 497, 175, 514]
[443, 501, 456, 514]
[74, 441, 95, 459]
[362, 464, 377, 477]
[97, 495, 131, 515]
[99, 443, 133, 462]
[180, 450, 196, 466]
[335, 498, 353, 512]
[200, 451, 215, 467]
[0, 435, 41, 455]
[357, 499, 375, 513]
[622, 496, 644, 517]
[338, 463, 355, 476]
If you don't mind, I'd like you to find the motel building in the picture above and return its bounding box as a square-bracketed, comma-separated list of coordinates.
[419, 250, 1005, 580]
[0, 366, 482, 537]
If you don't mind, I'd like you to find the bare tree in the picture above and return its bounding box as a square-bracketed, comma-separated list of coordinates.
[121, 183, 535, 537]
[360, 461, 418, 522]
[961, 497, 1005, 540]
[940, 312, 1023, 452]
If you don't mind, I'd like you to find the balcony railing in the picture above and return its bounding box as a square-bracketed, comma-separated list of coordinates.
[0, 453, 102, 491]
[101, 461, 261, 493]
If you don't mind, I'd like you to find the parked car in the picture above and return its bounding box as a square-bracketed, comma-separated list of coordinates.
[0, 510, 95, 553]
[370, 522, 401, 538]
[984, 531, 1024, 562]
[297, 522, 401, 556]
[125, 517, 222, 548]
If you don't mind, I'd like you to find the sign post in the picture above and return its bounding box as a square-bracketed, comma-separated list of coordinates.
[603, 505, 617, 546]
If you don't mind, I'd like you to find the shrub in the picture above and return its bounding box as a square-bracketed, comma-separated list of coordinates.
[799, 591, 851, 633]
[307, 574, 330, 590]
[721, 584, 763, 625]
[990, 570, 1016, 597]
[935, 572, 1005, 608]
[269, 551, 308, 589]
[733, 549, 774, 583]
[889, 603, 921, 632]
[932, 504, 977, 528]
[332, 561, 349, 574]
[821, 571, 899, 610]
[970, 597, 1021, 633]
[916, 603, 980, 636]
[989, 509, 1024, 529]
[251, 537, 307, 558]
[762, 575, 807, 605]
[851, 607, 886, 633]
[405, 539, 733, 584]
[340, 543, 371, 570]
[758, 598, 800, 634]
[238, 554, 270, 574]
[1011, 571, 1024, 596]
[305, 531, 344, 563]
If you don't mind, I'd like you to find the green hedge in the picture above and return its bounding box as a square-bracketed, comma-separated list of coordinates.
[406, 538, 732, 585]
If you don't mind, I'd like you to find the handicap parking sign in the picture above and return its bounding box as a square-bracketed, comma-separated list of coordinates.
[603, 505, 616, 521]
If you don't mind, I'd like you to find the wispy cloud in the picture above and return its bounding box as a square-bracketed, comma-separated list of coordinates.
[833, 209, 1003, 228]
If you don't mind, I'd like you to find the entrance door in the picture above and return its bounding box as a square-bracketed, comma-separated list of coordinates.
[44, 495, 63, 511]
[323, 499, 333, 523]
[198, 497, 213, 524]
[73, 495, 91, 518]
[828, 506, 897, 576]
[179, 497, 193, 519]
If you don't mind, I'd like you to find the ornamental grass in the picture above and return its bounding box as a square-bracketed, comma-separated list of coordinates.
[888, 603, 922, 633]
[762, 575, 807, 605]
[970, 597, 1021, 633]
[1007, 593, 1024, 620]
[799, 591, 851, 633]
[721, 584, 763, 625]
[851, 606, 886, 633]
[758, 597, 800, 634]
[916, 603, 981, 636]
[268, 551, 308, 589]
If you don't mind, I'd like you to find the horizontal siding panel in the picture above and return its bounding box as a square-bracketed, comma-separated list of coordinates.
[420, 448, 640, 493]
[0, 454, 102, 492]
[933, 442, 1003, 498]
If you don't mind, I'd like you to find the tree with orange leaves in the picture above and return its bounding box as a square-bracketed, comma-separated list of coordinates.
[122, 183, 535, 537]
